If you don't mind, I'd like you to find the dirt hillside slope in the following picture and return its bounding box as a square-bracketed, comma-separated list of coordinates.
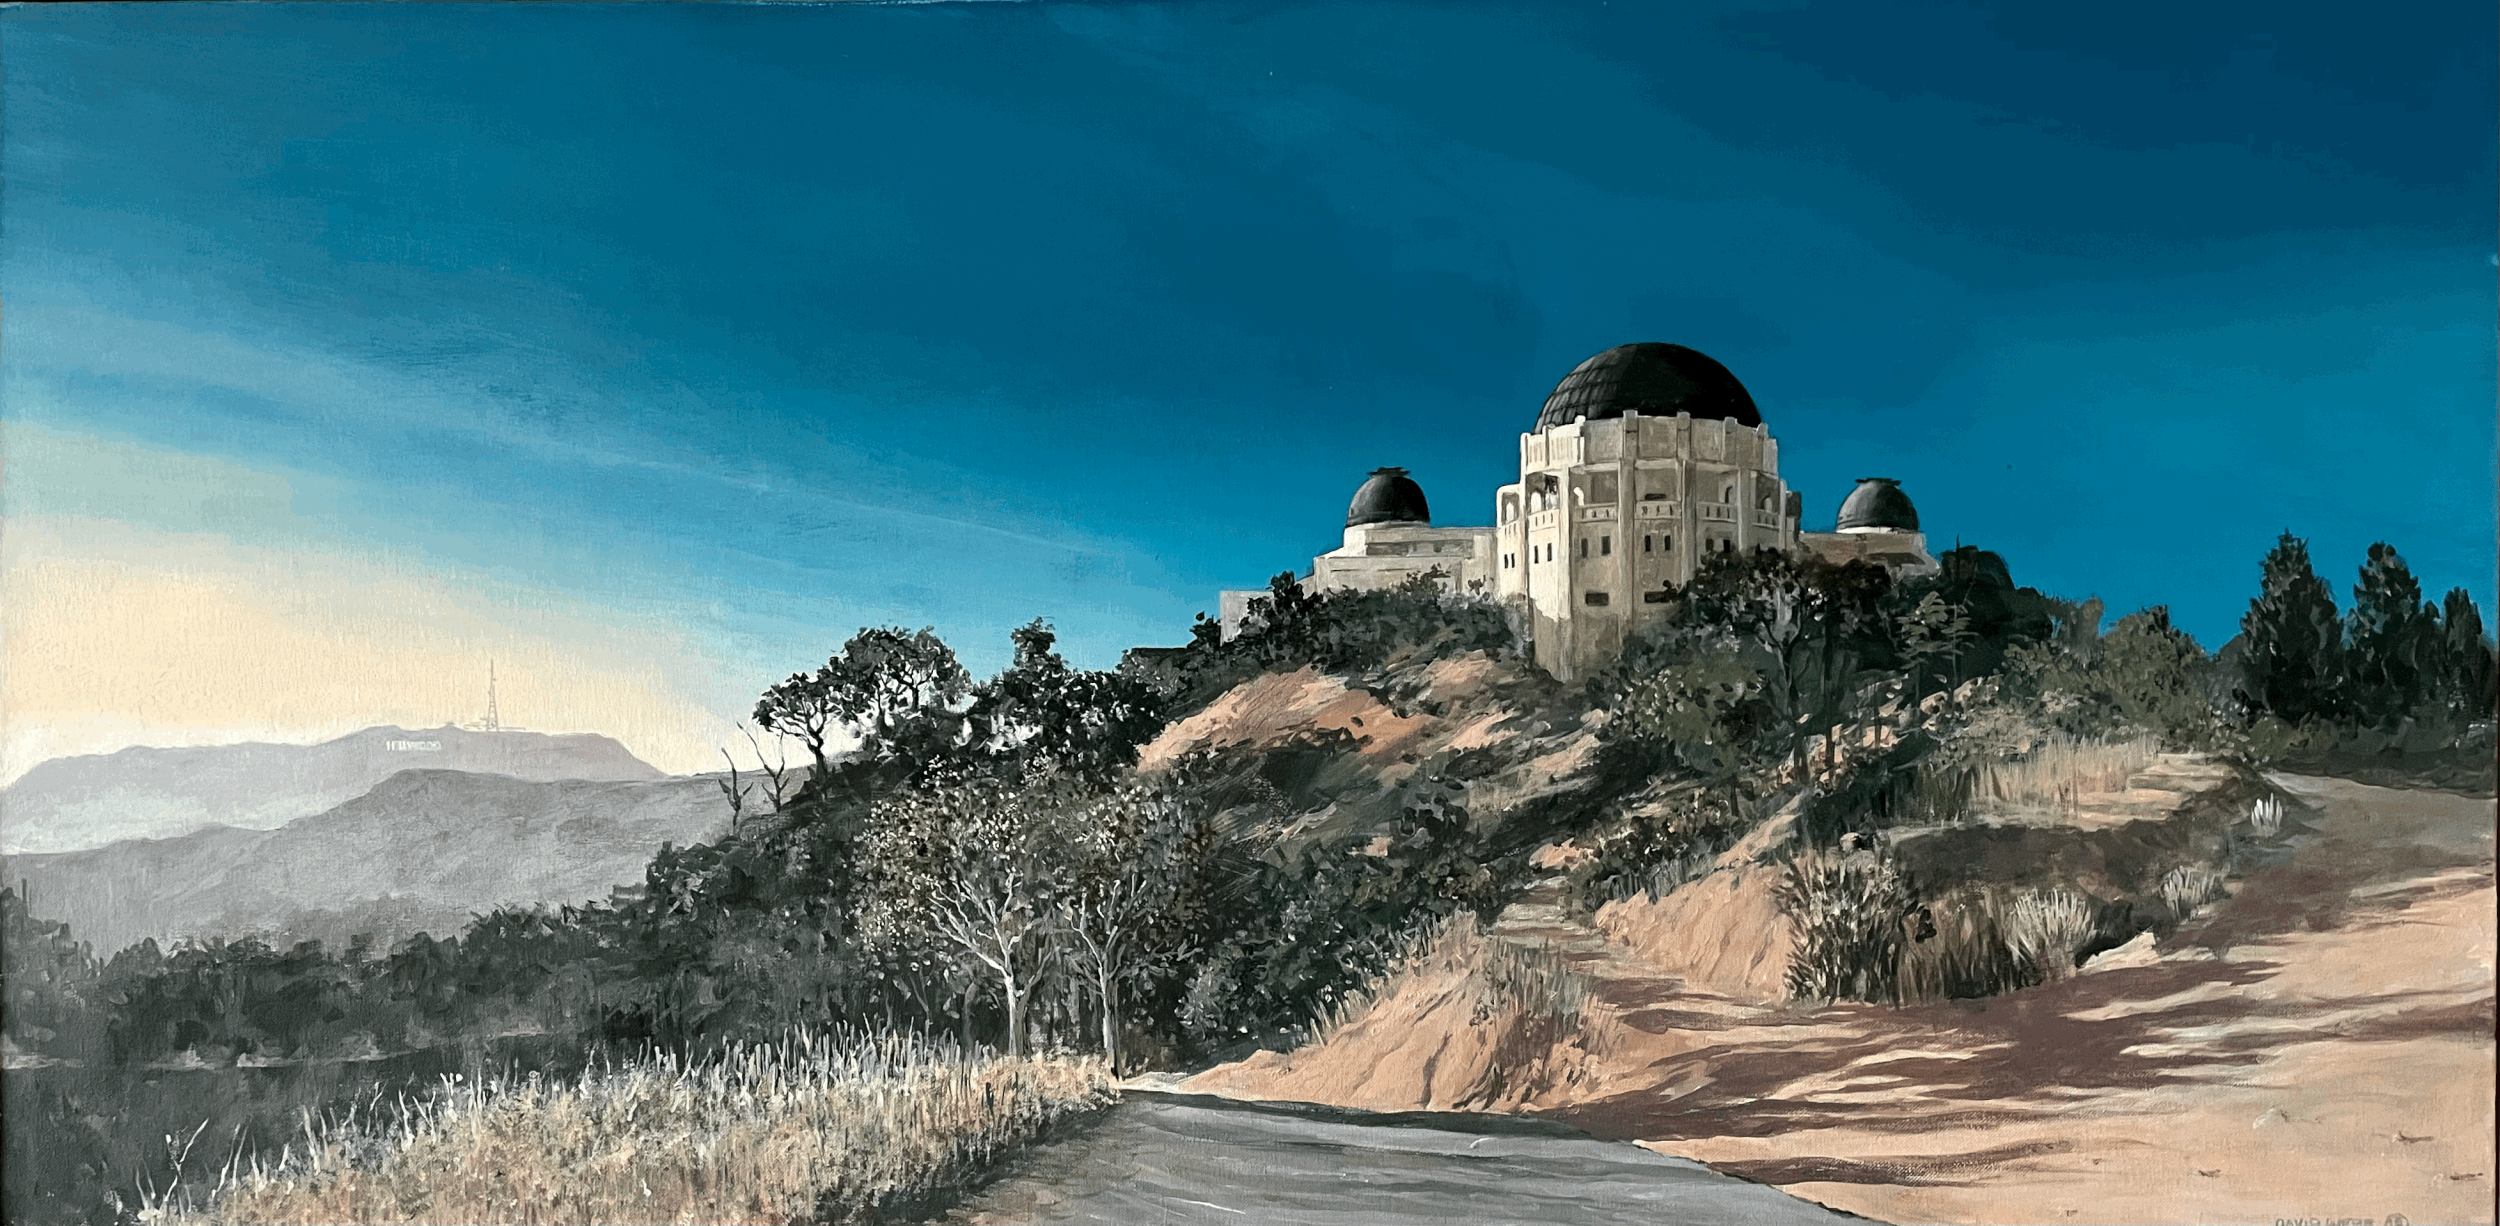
[1191, 772, 2496, 1226]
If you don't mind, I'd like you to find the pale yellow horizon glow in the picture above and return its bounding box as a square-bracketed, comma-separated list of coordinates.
[0, 514, 777, 787]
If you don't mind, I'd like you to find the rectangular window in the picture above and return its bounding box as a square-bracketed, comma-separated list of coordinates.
[1643, 590, 1671, 604]
[1579, 538, 1589, 558]
[1584, 591, 1610, 606]
[1600, 535, 1612, 556]
[1662, 533, 1673, 552]
[1642, 534, 1652, 553]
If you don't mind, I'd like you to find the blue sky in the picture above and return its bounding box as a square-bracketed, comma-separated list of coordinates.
[4, 1, 2492, 771]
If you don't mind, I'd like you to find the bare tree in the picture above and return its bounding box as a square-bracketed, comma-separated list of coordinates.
[716, 748, 753, 829]
[739, 724, 796, 812]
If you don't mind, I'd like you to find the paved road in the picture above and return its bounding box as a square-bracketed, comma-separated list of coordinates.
[953, 1092, 1861, 1225]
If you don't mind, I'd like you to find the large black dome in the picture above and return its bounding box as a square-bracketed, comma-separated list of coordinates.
[1347, 467, 1431, 528]
[1837, 478, 1919, 532]
[1536, 343, 1761, 432]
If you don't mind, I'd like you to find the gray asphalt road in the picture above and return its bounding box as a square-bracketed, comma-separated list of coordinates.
[953, 1092, 1861, 1225]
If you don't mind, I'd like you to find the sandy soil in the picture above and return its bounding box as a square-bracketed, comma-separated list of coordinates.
[1190, 773, 2496, 1226]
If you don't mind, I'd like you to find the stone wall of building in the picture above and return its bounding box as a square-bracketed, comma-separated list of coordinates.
[1310, 523, 1497, 596]
[1491, 412, 1797, 680]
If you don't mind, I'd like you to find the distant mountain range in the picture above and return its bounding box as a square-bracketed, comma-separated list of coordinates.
[2, 768, 735, 957]
[0, 725, 664, 855]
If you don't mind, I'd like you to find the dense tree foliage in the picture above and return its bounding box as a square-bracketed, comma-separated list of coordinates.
[2233, 532, 2350, 726]
[2012, 606, 2220, 747]
[1152, 570, 1522, 705]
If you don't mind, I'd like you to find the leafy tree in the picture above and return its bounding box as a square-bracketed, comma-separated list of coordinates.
[1896, 591, 1977, 696]
[859, 769, 1079, 1057]
[2436, 587, 2498, 719]
[835, 626, 974, 742]
[2234, 532, 2346, 725]
[1607, 548, 1900, 790]
[2045, 596, 2106, 666]
[1172, 570, 1519, 705]
[1660, 548, 1896, 737]
[967, 620, 1168, 781]
[755, 626, 973, 776]
[1897, 547, 2057, 678]
[2019, 606, 2217, 747]
[1057, 777, 1216, 1072]
[1, 886, 100, 1061]
[1614, 638, 1775, 795]
[754, 670, 846, 777]
[2344, 542, 2441, 727]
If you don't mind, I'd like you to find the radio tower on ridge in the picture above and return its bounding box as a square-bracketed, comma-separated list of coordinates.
[465, 661, 519, 732]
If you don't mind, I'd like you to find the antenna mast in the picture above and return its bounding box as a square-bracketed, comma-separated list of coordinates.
[485, 660, 501, 732]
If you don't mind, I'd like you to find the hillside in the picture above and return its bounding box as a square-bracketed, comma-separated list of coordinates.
[3, 769, 732, 955]
[0, 725, 664, 854]
[1187, 760, 2498, 1226]
[1132, 651, 1618, 857]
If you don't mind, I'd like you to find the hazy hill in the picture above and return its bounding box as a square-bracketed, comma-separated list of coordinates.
[2, 768, 732, 956]
[0, 726, 664, 854]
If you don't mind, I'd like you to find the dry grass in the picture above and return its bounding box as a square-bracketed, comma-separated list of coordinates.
[1896, 890, 2022, 1003]
[2160, 865, 2230, 918]
[1779, 850, 1918, 1003]
[1785, 854, 2119, 1004]
[168, 1033, 1114, 1226]
[1474, 935, 1593, 1028]
[2000, 889, 2100, 980]
[1309, 918, 1601, 1054]
[1969, 734, 2162, 812]
[1305, 917, 1455, 1046]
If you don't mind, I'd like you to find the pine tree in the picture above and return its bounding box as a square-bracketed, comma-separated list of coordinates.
[2438, 587, 2498, 719]
[2234, 532, 2345, 726]
[2344, 543, 2439, 727]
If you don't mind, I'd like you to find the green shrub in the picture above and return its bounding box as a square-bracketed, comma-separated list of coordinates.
[1897, 890, 2029, 1002]
[1561, 786, 1753, 915]
[1775, 851, 1920, 1004]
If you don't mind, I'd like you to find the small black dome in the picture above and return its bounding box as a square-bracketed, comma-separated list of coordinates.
[1347, 467, 1431, 528]
[1536, 343, 1761, 432]
[1837, 478, 1919, 532]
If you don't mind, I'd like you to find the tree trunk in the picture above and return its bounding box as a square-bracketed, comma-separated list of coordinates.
[1097, 967, 1120, 1075]
[1002, 969, 1024, 1059]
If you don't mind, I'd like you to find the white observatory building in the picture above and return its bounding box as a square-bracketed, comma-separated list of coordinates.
[1222, 342, 1937, 681]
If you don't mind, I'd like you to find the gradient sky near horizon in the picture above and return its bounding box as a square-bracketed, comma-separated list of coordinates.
[4, 1, 2493, 782]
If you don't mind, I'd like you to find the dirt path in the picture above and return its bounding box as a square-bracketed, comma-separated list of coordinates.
[1552, 774, 2496, 1226]
[1196, 774, 2495, 1225]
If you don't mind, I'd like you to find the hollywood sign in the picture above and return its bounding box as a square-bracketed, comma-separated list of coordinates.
[385, 740, 443, 752]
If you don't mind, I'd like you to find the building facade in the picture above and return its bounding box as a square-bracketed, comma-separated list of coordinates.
[1222, 342, 1935, 680]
